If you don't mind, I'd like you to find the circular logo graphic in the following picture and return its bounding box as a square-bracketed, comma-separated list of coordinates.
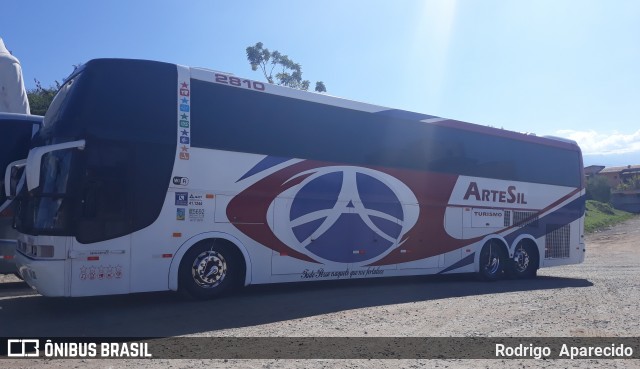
[270, 166, 419, 264]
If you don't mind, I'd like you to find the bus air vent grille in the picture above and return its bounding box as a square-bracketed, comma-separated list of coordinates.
[503, 210, 511, 227]
[513, 211, 538, 227]
[545, 224, 571, 259]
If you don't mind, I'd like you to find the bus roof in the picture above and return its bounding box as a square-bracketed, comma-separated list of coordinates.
[427, 119, 581, 152]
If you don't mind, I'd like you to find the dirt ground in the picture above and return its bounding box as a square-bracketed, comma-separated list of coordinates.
[1, 216, 639, 368]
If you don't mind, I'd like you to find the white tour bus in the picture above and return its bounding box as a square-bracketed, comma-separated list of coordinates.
[0, 113, 42, 275]
[14, 59, 585, 298]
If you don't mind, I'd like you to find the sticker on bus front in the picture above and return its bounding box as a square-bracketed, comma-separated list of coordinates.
[175, 192, 188, 206]
[176, 208, 185, 221]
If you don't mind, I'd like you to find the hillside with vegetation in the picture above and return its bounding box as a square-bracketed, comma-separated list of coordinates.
[584, 200, 634, 233]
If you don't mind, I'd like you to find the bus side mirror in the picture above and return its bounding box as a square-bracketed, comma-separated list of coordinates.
[4, 159, 26, 199]
[25, 140, 86, 191]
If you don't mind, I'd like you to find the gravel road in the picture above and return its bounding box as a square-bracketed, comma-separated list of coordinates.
[1, 216, 639, 368]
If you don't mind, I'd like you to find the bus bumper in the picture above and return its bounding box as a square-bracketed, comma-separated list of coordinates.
[15, 252, 67, 297]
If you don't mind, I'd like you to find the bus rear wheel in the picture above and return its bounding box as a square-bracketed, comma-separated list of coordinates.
[478, 240, 506, 281]
[507, 240, 538, 279]
[179, 240, 242, 299]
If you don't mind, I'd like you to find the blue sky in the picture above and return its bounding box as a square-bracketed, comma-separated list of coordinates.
[3, 0, 639, 166]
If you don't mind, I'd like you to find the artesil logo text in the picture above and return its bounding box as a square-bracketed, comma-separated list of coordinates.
[463, 181, 527, 204]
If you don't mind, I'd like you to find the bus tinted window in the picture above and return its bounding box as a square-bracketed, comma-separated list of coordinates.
[423, 128, 582, 187]
[73, 59, 178, 242]
[190, 79, 580, 187]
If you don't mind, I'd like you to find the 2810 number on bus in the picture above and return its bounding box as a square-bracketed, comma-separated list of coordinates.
[214, 74, 265, 91]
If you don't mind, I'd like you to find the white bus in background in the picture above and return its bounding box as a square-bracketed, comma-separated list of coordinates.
[0, 113, 42, 275]
[14, 59, 585, 299]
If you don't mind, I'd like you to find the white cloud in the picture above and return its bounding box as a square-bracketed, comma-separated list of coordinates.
[555, 129, 640, 155]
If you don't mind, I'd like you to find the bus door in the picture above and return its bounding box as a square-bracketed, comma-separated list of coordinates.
[348, 199, 399, 272]
[69, 142, 132, 296]
[397, 204, 443, 270]
[271, 197, 354, 275]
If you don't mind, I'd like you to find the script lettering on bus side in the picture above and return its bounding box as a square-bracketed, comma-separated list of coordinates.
[300, 267, 384, 280]
[214, 73, 266, 91]
[463, 182, 527, 204]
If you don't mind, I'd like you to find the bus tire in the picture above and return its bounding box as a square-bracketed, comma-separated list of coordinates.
[507, 240, 539, 279]
[178, 239, 243, 300]
[478, 240, 506, 281]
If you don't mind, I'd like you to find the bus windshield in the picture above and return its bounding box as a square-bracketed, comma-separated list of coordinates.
[14, 74, 84, 236]
[16, 148, 78, 234]
[41, 149, 73, 196]
[34, 149, 74, 229]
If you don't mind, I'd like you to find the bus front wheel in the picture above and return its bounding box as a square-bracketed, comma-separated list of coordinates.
[178, 240, 243, 299]
[478, 240, 506, 281]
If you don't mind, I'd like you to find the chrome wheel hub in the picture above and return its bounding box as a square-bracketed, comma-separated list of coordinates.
[513, 247, 530, 272]
[192, 250, 227, 288]
[484, 246, 501, 275]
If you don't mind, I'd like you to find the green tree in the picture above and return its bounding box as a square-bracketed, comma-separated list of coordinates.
[26, 64, 80, 115]
[615, 175, 640, 191]
[586, 176, 611, 203]
[246, 42, 326, 92]
[27, 79, 59, 116]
